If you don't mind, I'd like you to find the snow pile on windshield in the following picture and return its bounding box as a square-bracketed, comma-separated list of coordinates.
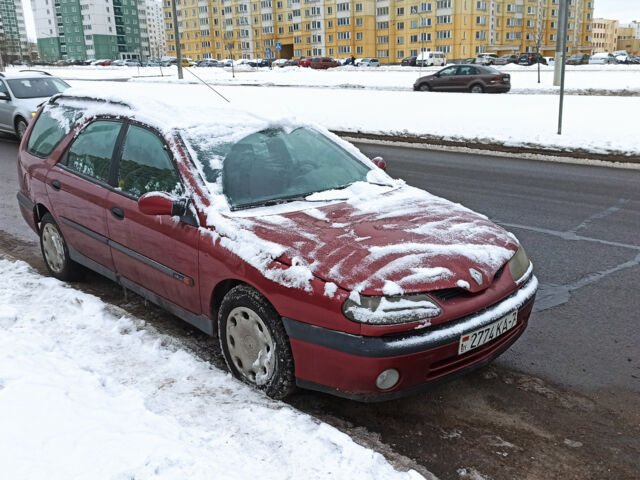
[0, 259, 425, 480]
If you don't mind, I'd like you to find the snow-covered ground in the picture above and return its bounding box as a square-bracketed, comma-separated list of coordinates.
[0, 258, 424, 480]
[116, 82, 637, 157]
[11, 64, 640, 95]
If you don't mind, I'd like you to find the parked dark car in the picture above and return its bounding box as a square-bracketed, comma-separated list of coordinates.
[566, 54, 590, 65]
[414, 65, 511, 93]
[17, 85, 536, 401]
[309, 57, 340, 69]
[518, 52, 547, 66]
[401, 56, 417, 66]
[284, 59, 300, 67]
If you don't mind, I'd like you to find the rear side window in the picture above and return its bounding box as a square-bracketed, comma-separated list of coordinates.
[28, 107, 81, 157]
[62, 120, 122, 184]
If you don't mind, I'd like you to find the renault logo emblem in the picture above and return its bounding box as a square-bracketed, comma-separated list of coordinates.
[469, 268, 483, 286]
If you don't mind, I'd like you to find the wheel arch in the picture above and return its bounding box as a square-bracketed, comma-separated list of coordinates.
[34, 203, 51, 226]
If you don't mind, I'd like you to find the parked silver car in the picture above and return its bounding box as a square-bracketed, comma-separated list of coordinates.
[0, 71, 70, 139]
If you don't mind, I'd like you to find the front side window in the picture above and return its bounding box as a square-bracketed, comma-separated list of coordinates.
[186, 127, 372, 209]
[0, 80, 9, 96]
[28, 107, 82, 157]
[117, 125, 182, 198]
[439, 66, 458, 76]
[62, 120, 122, 183]
[7, 77, 69, 99]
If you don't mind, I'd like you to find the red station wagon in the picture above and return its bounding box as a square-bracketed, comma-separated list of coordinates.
[16, 85, 537, 401]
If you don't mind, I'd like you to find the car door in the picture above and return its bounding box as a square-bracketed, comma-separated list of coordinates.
[0, 79, 15, 132]
[46, 119, 124, 274]
[430, 66, 459, 91]
[105, 122, 201, 314]
[456, 65, 477, 91]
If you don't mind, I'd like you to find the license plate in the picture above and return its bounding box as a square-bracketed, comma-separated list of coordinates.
[458, 311, 518, 355]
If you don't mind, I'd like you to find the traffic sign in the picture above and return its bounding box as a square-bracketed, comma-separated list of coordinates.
[266, 47, 271, 53]
[275, 42, 282, 51]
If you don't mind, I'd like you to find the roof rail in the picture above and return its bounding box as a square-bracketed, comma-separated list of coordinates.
[19, 69, 52, 76]
[49, 93, 132, 109]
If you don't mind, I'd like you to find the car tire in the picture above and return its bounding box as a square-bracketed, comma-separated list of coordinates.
[39, 213, 83, 281]
[418, 83, 431, 92]
[470, 84, 484, 94]
[218, 284, 296, 399]
[15, 117, 28, 140]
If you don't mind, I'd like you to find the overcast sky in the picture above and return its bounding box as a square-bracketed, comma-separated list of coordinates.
[20, 0, 640, 42]
[594, 0, 640, 23]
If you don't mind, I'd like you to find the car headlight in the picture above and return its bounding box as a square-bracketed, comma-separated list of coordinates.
[508, 245, 531, 284]
[31, 111, 37, 118]
[343, 293, 441, 325]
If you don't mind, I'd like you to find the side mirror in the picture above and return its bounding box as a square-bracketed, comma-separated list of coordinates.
[138, 192, 185, 216]
[0, 94, 10, 101]
[372, 156, 387, 171]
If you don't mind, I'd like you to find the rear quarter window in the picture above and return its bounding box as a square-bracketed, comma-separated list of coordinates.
[27, 107, 81, 157]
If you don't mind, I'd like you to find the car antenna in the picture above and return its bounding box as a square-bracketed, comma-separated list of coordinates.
[181, 66, 230, 103]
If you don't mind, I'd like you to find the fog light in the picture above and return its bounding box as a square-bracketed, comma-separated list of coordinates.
[376, 368, 400, 390]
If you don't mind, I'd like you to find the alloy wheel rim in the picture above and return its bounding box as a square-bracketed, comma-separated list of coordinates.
[42, 223, 65, 273]
[226, 306, 276, 386]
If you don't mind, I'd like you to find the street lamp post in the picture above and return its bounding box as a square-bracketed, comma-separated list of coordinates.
[557, 0, 569, 134]
[171, 0, 183, 79]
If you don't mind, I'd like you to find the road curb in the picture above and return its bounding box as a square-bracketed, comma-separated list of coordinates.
[333, 131, 640, 169]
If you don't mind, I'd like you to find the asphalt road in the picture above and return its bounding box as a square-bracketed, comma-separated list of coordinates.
[355, 143, 640, 395]
[1, 136, 638, 479]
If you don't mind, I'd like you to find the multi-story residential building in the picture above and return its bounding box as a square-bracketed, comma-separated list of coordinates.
[591, 18, 618, 53]
[617, 22, 640, 55]
[32, 0, 152, 61]
[163, 0, 594, 64]
[145, 0, 166, 58]
[0, 0, 29, 63]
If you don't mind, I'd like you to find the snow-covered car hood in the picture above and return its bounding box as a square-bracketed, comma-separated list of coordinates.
[241, 184, 518, 296]
[17, 97, 49, 113]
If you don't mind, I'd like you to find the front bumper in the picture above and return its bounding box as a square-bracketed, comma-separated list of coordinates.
[284, 275, 538, 401]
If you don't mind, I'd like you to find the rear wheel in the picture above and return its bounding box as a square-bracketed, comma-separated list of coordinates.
[39, 213, 82, 281]
[470, 84, 484, 94]
[218, 285, 296, 399]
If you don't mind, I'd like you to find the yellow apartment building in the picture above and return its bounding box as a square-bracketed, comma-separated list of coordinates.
[163, 0, 594, 64]
[591, 18, 619, 53]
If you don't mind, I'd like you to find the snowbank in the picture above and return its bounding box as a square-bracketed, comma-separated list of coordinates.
[0, 259, 424, 480]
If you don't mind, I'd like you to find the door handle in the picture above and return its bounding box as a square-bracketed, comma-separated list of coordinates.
[111, 206, 125, 220]
[50, 179, 61, 191]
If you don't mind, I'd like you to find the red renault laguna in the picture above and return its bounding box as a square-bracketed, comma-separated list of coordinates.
[16, 85, 537, 401]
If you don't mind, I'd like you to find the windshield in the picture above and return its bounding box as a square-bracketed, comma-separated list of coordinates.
[7, 77, 69, 99]
[186, 127, 372, 209]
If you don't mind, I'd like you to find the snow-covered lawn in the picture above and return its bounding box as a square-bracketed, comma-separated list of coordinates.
[11, 64, 640, 95]
[118, 82, 637, 157]
[0, 259, 424, 480]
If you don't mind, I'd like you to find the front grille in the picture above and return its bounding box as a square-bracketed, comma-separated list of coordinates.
[431, 288, 465, 302]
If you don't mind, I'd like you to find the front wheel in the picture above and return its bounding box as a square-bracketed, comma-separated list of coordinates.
[15, 117, 28, 140]
[418, 83, 431, 92]
[218, 285, 296, 399]
[39, 213, 82, 281]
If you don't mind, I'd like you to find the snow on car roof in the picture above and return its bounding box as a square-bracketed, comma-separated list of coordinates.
[52, 82, 272, 133]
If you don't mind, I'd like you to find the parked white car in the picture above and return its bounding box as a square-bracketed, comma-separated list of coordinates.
[589, 52, 617, 65]
[476, 53, 499, 65]
[416, 51, 447, 66]
[359, 58, 381, 67]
